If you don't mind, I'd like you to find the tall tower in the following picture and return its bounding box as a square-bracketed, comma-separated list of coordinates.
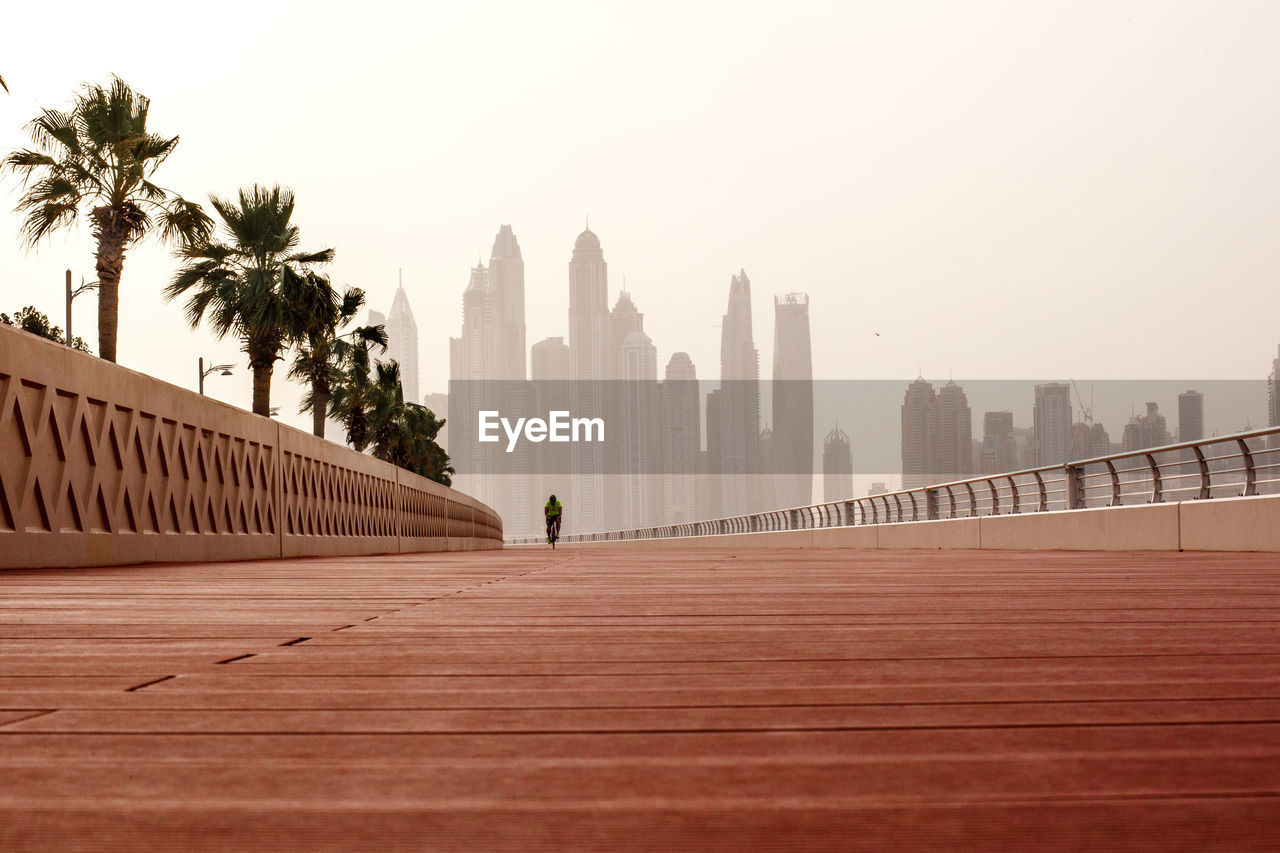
[934, 380, 973, 480]
[901, 378, 936, 489]
[568, 228, 609, 382]
[617, 330, 659, 528]
[531, 337, 570, 380]
[1268, 346, 1280, 428]
[1033, 383, 1073, 466]
[718, 270, 760, 516]
[568, 227, 609, 532]
[772, 293, 813, 509]
[385, 280, 419, 403]
[1178, 390, 1204, 442]
[822, 424, 853, 503]
[489, 225, 526, 380]
[662, 353, 701, 525]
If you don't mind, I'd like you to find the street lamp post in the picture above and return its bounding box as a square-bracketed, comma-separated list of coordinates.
[65, 269, 99, 348]
[199, 357, 235, 395]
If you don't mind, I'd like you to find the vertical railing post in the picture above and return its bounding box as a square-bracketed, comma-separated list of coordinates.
[1146, 454, 1162, 503]
[1065, 466, 1084, 510]
[1192, 444, 1210, 500]
[1237, 438, 1256, 496]
[844, 501, 855, 526]
[925, 488, 938, 521]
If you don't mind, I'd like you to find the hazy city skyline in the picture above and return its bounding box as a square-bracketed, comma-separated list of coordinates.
[4, 1, 1280, 444]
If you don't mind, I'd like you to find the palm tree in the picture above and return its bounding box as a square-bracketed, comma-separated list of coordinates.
[288, 277, 387, 438]
[330, 355, 451, 484]
[330, 334, 380, 451]
[365, 361, 452, 485]
[3, 76, 210, 362]
[166, 185, 333, 416]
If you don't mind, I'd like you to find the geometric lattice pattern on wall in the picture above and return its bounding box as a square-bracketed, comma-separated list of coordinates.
[280, 451, 397, 538]
[0, 371, 276, 536]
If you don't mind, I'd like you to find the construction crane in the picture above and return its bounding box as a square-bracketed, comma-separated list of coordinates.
[1070, 380, 1094, 426]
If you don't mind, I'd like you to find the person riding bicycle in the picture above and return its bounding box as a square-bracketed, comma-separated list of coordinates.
[544, 494, 563, 543]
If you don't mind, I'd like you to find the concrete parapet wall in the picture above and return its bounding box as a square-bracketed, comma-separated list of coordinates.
[543, 494, 1280, 552]
[979, 504, 1180, 551]
[877, 517, 982, 550]
[0, 324, 501, 569]
[1179, 495, 1280, 552]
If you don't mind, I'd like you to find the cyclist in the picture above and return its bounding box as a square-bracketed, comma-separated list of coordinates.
[544, 494, 563, 545]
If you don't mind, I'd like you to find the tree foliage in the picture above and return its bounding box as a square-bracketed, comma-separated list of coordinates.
[2, 76, 210, 362]
[166, 184, 332, 417]
[330, 345, 452, 486]
[0, 306, 90, 352]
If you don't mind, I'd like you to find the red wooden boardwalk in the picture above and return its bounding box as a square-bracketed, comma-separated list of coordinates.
[1, 547, 1278, 850]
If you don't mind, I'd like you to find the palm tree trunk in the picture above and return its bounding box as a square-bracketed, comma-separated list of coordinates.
[252, 363, 273, 417]
[312, 381, 328, 438]
[92, 208, 130, 363]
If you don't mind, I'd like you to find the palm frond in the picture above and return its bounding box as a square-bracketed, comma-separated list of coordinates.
[159, 196, 213, 246]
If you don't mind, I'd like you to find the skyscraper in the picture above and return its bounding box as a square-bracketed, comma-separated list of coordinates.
[385, 281, 419, 403]
[934, 380, 973, 480]
[981, 411, 1016, 475]
[822, 424, 853, 502]
[568, 227, 609, 533]
[1268, 346, 1279, 428]
[718, 270, 761, 516]
[901, 378, 936, 489]
[1123, 402, 1168, 452]
[617, 329, 659, 528]
[488, 225, 526, 380]
[1033, 383, 1073, 466]
[772, 293, 814, 510]
[530, 337, 570, 380]
[451, 263, 499, 381]
[661, 353, 701, 525]
[568, 228, 609, 382]
[1179, 390, 1204, 442]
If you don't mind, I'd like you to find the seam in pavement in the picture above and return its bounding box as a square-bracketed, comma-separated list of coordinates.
[0, 710, 55, 728]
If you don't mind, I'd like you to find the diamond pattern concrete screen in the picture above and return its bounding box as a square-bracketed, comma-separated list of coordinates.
[1, 546, 1278, 849]
[0, 325, 501, 567]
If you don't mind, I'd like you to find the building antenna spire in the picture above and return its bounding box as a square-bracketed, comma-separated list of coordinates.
[585, 214, 589, 231]
[398, 268, 402, 289]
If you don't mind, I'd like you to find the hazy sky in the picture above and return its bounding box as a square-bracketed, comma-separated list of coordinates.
[2, 0, 1278, 436]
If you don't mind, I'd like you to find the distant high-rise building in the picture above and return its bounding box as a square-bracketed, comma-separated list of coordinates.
[822, 424, 853, 503]
[1178, 390, 1204, 442]
[718, 270, 761, 515]
[568, 228, 609, 382]
[1268, 346, 1280, 428]
[1033, 383, 1073, 466]
[981, 411, 1016, 475]
[934, 380, 972, 480]
[451, 263, 499, 381]
[901, 378, 936, 489]
[568, 228, 609, 533]
[384, 281, 419, 403]
[703, 389, 723, 520]
[661, 353, 701, 525]
[488, 225, 526, 380]
[422, 392, 448, 452]
[1123, 402, 1168, 453]
[607, 291, 643, 379]
[772, 293, 814, 509]
[1087, 423, 1111, 457]
[617, 329, 659, 527]
[530, 337, 570, 381]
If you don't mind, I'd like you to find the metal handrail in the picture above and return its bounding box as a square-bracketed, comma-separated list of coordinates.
[506, 426, 1280, 544]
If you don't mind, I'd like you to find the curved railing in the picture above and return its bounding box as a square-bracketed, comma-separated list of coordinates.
[0, 324, 502, 568]
[508, 426, 1280, 544]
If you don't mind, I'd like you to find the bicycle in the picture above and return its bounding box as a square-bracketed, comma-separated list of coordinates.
[546, 518, 560, 549]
